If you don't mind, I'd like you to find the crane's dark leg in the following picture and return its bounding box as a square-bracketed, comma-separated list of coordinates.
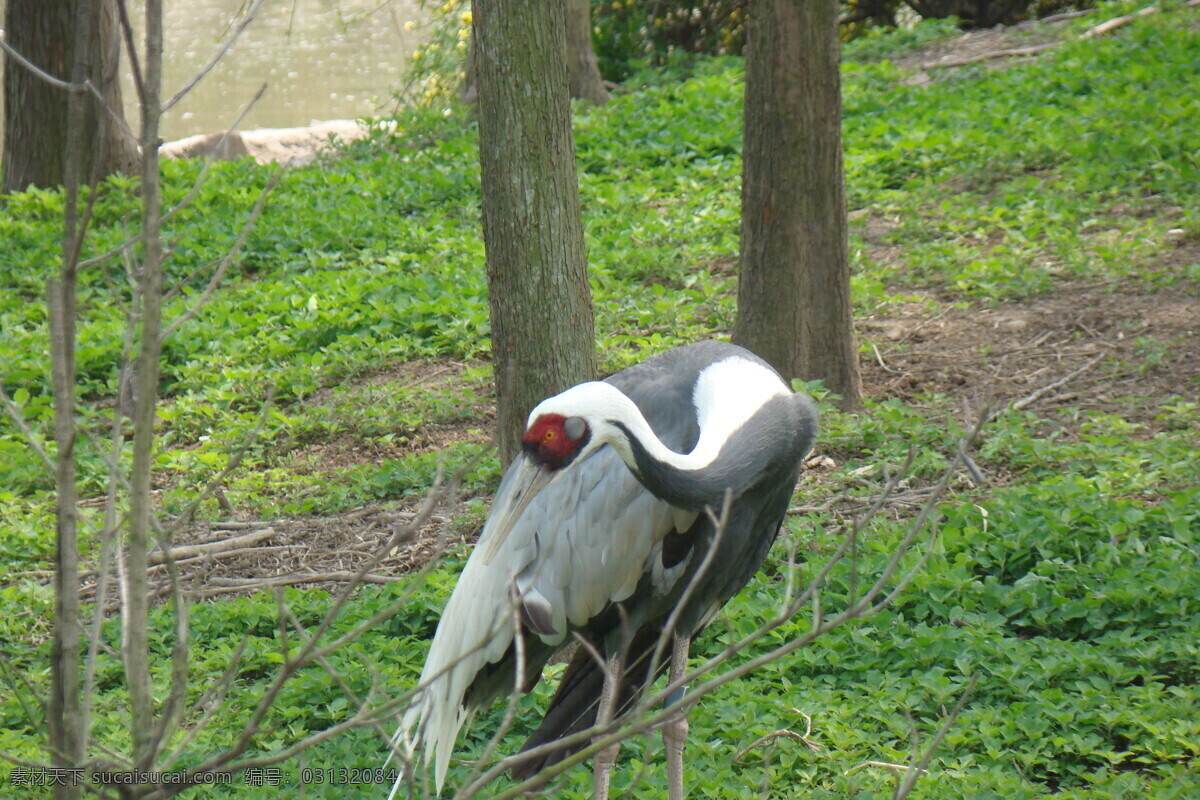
[664, 633, 690, 800]
[593, 650, 624, 800]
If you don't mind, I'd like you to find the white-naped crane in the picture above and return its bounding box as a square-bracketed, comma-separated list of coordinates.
[392, 340, 818, 799]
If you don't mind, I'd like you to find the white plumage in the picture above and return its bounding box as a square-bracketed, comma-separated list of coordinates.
[390, 342, 818, 796]
[397, 444, 692, 791]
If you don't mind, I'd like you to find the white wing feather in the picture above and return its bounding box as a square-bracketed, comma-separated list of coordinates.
[397, 444, 693, 792]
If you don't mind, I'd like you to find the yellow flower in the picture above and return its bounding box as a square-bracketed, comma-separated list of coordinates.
[460, 10, 472, 25]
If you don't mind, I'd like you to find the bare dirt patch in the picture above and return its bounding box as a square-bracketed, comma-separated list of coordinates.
[303, 358, 478, 408]
[886, 5, 1196, 86]
[83, 499, 481, 609]
[287, 421, 491, 475]
[98, 359, 497, 602]
[892, 19, 1067, 84]
[859, 281, 1199, 424]
[290, 358, 494, 471]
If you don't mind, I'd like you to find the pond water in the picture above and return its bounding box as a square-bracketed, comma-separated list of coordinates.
[1, 0, 429, 142]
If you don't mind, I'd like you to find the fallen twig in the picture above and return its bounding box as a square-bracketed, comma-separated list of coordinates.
[1081, 5, 1159, 38]
[925, 3, 1172, 72]
[895, 307, 953, 345]
[81, 544, 300, 599]
[734, 709, 822, 762]
[872, 342, 900, 374]
[1011, 351, 1107, 411]
[194, 519, 276, 531]
[845, 760, 923, 776]
[34, 529, 281, 593]
[1039, 8, 1096, 22]
[788, 494, 846, 516]
[192, 571, 402, 595]
[923, 43, 1057, 69]
[396, 365, 454, 391]
[148, 528, 276, 566]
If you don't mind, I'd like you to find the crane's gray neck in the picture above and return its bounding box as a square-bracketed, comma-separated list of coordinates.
[611, 392, 812, 511]
[531, 356, 816, 511]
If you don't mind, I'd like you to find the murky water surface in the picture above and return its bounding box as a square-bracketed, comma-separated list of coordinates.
[1, 0, 428, 141]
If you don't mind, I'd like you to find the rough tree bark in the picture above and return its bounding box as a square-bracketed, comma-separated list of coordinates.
[732, 0, 863, 409]
[462, 0, 609, 107]
[1, 0, 138, 194]
[565, 0, 611, 104]
[473, 0, 597, 466]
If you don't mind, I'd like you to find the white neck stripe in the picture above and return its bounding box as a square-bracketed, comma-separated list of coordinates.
[684, 357, 789, 468]
[528, 356, 788, 474]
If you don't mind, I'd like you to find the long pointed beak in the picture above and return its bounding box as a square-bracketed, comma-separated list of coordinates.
[478, 456, 556, 566]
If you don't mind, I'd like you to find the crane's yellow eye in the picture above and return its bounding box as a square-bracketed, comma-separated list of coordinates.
[543, 429, 557, 442]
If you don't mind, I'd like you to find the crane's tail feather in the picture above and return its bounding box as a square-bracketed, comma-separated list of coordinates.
[385, 688, 475, 798]
[510, 625, 668, 781]
[383, 710, 419, 800]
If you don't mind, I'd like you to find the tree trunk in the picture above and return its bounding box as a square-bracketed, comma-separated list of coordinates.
[462, 0, 610, 107]
[733, 0, 863, 409]
[565, 0, 611, 104]
[458, 35, 479, 106]
[1, 0, 138, 194]
[473, 0, 597, 466]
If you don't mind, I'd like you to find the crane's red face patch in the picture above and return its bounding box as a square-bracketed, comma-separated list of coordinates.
[523, 413, 589, 471]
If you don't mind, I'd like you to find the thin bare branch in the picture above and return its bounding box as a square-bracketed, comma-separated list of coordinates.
[0, 385, 55, 475]
[0, 653, 49, 733]
[124, 0, 167, 772]
[733, 727, 821, 763]
[164, 0, 267, 112]
[893, 675, 980, 799]
[168, 467, 467, 782]
[114, 0, 145, 108]
[0, 35, 84, 91]
[78, 81, 270, 273]
[0, 34, 137, 147]
[280, 604, 399, 756]
[144, 507, 207, 768]
[158, 633, 254, 768]
[161, 167, 282, 340]
[845, 759, 918, 776]
[81, 297, 137, 758]
[1011, 351, 1106, 410]
[170, 385, 278, 529]
[160, 81, 269, 227]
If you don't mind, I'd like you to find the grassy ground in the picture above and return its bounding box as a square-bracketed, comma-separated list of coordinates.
[1, 2, 1198, 797]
